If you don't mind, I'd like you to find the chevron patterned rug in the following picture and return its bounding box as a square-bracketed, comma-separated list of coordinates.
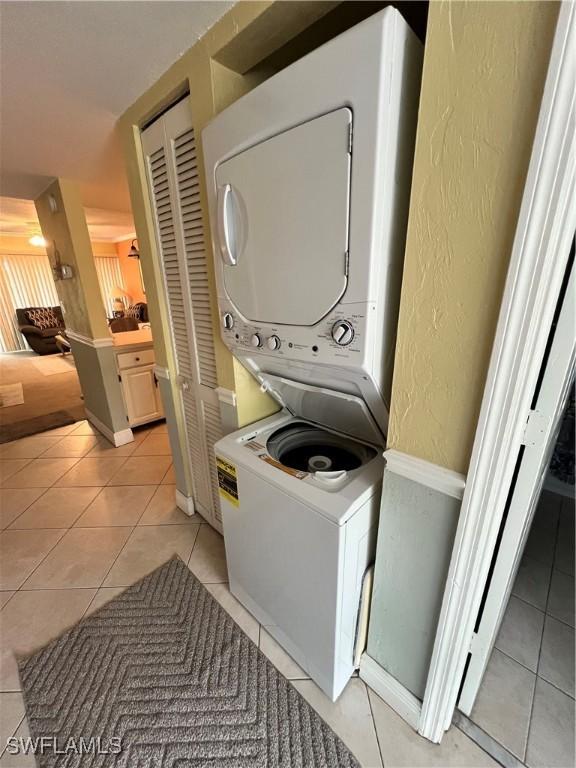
[17, 556, 360, 768]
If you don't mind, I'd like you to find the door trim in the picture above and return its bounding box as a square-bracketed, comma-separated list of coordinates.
[361, 653, 422, 730]
[418, 1, 576, 743]
[459, 256, 574, 714]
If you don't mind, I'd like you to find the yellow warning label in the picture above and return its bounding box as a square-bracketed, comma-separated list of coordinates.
[216, 456, 239, 507]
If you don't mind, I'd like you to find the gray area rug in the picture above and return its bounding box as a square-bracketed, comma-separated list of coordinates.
[18, 557, 360, 768]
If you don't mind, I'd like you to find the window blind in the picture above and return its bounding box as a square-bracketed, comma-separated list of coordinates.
[94, 256, 125, 317]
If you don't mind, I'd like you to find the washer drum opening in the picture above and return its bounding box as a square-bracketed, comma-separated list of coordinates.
[267, 422, 377, 474]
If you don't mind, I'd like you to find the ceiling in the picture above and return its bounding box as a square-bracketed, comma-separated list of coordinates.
[0, 0, 233, 213]
[0, 197, 135, 243]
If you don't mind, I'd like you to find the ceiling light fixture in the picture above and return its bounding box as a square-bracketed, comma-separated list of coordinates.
[128, 239, 140, 259]
[29, 235, 46, 247]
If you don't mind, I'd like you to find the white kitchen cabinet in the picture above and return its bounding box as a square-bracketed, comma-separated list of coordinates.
[120, 363, 164, 427]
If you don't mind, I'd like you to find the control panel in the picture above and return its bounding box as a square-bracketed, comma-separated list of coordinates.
[218, 300, 373, 371]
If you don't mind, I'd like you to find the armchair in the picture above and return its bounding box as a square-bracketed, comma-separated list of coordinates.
[16, 306, 66, 355]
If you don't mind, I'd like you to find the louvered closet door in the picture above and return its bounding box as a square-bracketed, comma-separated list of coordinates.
[142, 98, 223, 531]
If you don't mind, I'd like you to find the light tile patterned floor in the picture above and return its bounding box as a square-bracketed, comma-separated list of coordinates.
[0, 420, 499, 767]
[470, 490, 575, 767]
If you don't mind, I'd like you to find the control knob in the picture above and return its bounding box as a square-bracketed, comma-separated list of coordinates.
[222, 312, 234, 330]
[331, 320, 354, 346]
[250, 333, 263, 348]
[267, 335, 281, 351]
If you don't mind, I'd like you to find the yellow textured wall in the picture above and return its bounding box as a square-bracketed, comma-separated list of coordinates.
[35, 179, 109, 339]
[388, 0, 558, 475]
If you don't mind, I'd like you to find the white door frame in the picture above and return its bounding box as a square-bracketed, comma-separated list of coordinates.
[458, 256, 574, 714]
[418, 1, 576, 743]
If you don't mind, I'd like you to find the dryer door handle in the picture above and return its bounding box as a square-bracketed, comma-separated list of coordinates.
[217, 184, 237, 266]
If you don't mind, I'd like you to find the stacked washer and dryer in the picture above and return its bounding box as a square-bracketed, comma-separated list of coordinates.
[202, 8, 422, 701]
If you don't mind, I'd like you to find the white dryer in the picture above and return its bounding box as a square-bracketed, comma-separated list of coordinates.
[202, 8, 422, 700]
[203, 7, 423, 432]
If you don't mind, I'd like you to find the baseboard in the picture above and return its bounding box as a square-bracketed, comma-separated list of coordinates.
[67, 329, 113, 349]
[175, 490, 195, 517]
[360, 652, 422, 730]
[153, 365, 170, 381]
[384, 449, 466, 500]
[85, 409, 134, 447]
[215, 387, 237, 407]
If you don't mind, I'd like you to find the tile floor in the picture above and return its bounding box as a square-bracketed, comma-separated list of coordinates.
[0, 419, 501, 767]
[470, 490, 575, 768]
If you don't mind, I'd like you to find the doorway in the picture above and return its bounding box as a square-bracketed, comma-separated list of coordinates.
[457, 424, 574, 765]
[0, 243, 84, 439]
[454, 251, 575, 766]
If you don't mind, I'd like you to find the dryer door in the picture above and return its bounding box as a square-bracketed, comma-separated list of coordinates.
[215, 108, 352, 326]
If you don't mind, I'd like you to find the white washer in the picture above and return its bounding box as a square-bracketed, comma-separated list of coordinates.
[215, 403, 383, 701]
[203, 8, 422, 700]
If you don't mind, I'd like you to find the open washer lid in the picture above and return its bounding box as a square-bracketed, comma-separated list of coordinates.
[263, 374, 383, 446]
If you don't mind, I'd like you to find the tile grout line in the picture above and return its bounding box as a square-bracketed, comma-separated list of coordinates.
[83, 470, 182, 610]
[0, 457, 34, 484]
[186, 524, 203, 569]
[7, 488, 102, 533]
[5, 516, 144, 607]
[83, 507, 199, 615]
[5, 527, 69, 595]
[511, 584, 575, 631]
[550, 499, 563, 571]
[0, 709, 26, 761]
[12, 586, 105, 592]
[1, 427, 69, 461]
[2, 456, 83, 491]
[34, 428, 95, 460]
[0, 424, 161, 610]
[104, 453, 171, 487]
[523, 533, 560, 765]
[491, 645, 574, 702]
[365, 684, 386, 768]
[543, 602, 575, 630]
[452, 711, 524, 768]
[81, 517, 142, 617]
[510, 586, 550, 615]
[135, 483, 164, 526]
[1, 486, 51, 531]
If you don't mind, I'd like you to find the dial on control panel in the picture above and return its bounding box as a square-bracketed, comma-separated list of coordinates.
[267, 335, 281, 351]
[250, 333, 263, 348]
[222, 312, 234, 330]
[331, 320, 355, 346]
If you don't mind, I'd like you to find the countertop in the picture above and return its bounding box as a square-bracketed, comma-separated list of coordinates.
[111, 328, 154, 348]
